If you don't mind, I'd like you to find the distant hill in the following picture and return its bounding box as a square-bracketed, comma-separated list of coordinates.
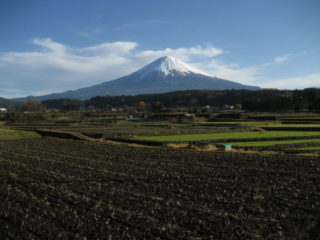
[0, 97, 22, 109]
[15, 56, 260, 101]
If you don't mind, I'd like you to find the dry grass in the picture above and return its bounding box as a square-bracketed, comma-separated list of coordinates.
[166, 143, 219, 151]
[56, 116, 71, 121]
[190, 144, 219, 151]
[166, 143, 189, 149]
[252, 127, 266, 132]
[223, 148, 278, 155]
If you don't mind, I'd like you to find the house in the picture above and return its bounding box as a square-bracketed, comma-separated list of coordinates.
[0, 108, 7, 113]
[139, 113, 148, 119]
[222, 144, 232, 151]
[223, 104, 234, 110]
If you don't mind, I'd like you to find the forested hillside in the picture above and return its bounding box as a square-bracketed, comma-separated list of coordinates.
[41, 88, 320, 112]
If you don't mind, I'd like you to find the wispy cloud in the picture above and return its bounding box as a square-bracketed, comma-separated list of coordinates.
[269, 51, 309, 65]
[0, 88, 24, 99]
[116, 19, 171, 31]
[259, 73, 320, 89]
[273, 54, 292, 64]
[73, 19, 170, 40]
[196, 60, 262, 85]
[258, 53, 293, 67]
[72, 27, 107, 40]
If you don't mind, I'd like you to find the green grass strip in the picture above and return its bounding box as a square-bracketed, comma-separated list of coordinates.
[287, 146, 320, 150]
[134, 131, 320, 142]
[195, 122, 320, 128]
[221, 138, 320, 147]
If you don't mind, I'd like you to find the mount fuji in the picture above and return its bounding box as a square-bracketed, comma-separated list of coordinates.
[16, 56, 260, 101]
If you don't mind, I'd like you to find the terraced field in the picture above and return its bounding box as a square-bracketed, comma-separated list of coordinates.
[0, 138, 319, 239]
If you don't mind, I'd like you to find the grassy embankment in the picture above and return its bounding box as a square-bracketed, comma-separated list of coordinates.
[0, 128, 41, 140]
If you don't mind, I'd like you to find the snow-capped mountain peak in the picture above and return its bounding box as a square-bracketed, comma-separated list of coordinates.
[14, 56, 260, 101]
[135, 56, 211, 77]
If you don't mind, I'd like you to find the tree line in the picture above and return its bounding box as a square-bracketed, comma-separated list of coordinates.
[39, 88, 320, 112]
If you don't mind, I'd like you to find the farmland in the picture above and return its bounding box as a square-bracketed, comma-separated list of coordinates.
[1, 137, 320, 239]
[1, 110, 320, 238]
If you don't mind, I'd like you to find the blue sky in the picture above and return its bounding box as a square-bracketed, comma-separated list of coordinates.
[0, 0, 319, 98]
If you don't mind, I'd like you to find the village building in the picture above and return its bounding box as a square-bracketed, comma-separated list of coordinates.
[222, 144, 232, 151]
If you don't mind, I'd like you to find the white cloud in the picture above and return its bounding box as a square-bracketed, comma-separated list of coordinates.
[32, 38, 66, 54]
[136, 44, 224, 62]
[0, 39, 136, 74]
[80, 41, 137, 55]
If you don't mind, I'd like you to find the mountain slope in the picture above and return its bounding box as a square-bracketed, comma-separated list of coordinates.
[15, 56, 260, 101]
[0, 97, 22, 109]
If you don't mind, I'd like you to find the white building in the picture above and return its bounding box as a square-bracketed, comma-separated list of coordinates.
[0, 108, 7, 112]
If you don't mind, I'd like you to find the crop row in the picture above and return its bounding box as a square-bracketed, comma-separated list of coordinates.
[0, 138, 319, 239]
[223, 140, 320, 152]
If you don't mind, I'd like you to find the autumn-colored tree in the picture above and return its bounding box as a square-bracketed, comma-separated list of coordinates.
[149, 101, 164, 111]
[135, 101, 147, 111]
[23, 98, 46, 112]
